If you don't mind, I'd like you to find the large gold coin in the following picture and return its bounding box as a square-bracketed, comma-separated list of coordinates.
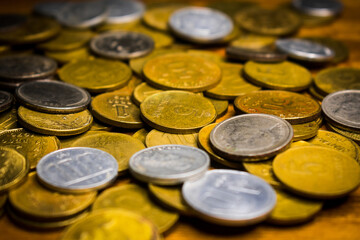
[206, 97, 228, 118]
[273, 146, 360, 199]
[92, 184, 179, 233]
[234, 90, 321, 124]
[145, 129, 198, 148]
[140, 91, 217, 133]
[0, 108, 17, 132]
[292, 117, 322, 141]
[59, 58, 132, 93]
[17, 106, 93, 136]
[143, 53, 221, 92]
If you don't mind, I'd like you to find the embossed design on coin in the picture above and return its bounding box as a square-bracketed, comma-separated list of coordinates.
[105, 0, 145, 24]
[0, 91, 13, 113]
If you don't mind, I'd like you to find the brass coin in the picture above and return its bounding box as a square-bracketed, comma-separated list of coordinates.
[243, 160, 281, 187]
[186, 49, 225, 63]
[145, 129, 198, 148]
[59, 131, 107, 149]
[234, 90, 321, 124]
[114, 74, 143, 96]
[132, 128, 149, 145]
[59, 58, 132, 93]
[207, 98, 228, 118]
[292, 117, 322, 141]
[131, 25, 174, 48]
[132, 82, 163, 107]
[45, 47, 92, 64]
[230, 32, 276, 50]
[326, 122, 360, 144]
[17, 106, 93, 136]
[273, 146, 360, 199]
[290, 141, 312, 148]
[140, 91, 217, 133]
[308, 84, 325, 100]
[92, 184, 179, 233]
[243, 61, 312, 91]
[143, 53, 221, 92]
[0, 108, 17, 132]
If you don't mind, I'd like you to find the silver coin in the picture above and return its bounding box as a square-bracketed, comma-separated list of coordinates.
[33, 2, 68, 18]
[129, 144, 210, 185]
[0, 90, 13, 112]
[105, 0, 145, 24]
[293, 0, 343, 17]
[210, 114, 293, 161]
[182, 169, 277, 226]
[322, 90, 360, 131]
[15, 80, 91, 114]
[276, 38, 334, 62]
[37, 147, 118, 193]
[169, 7, 234, 43]
[90, 31, 154, 60]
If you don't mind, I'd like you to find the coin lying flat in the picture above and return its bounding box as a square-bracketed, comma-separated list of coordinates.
[292, 117, 322, 141]
[208, 98, 228, 118]
[132, 128, 149, 145]
[105, 0, 145, 24]
[326, 122, 360, 144]
[145, 129, 198, 148]
[293, 0, 343, 17]
[0, 91, 13, 113]
[132, 82, 163, 106]
[230, 32, 276, 50]
[182, 170, 277, 226]
[45, 47, 92, 64]
[243, 160, 281, 187]
[226, 46, 287, 63]
[210, 114, 293, 161]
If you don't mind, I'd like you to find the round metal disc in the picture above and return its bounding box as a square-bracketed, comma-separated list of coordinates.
[105, 0, 145, 24]
[0, 91, 14, 113]
[226, 46, 287, 62]
[293, 0, 343, 17]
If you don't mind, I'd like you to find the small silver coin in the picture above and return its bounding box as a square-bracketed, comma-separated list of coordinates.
[276, 38, 334, 62]
[105, 0, 145, 24]
[210, 114, 293, 161]
[169, 7, 234, 44]
[33, 2, 68, 18]
[15, 80, 91, 114]
[226, 46, 287, 63]
[0, 14, 27, 32]
[129, 145, 210, 185]
[293, 0, 343, 17]
[0, 91, 13, 113]
[322, 90, 360, 132]
[37, 147, 118, 193]
[90, 31, 154, 60]
[182, 169, 277, 226]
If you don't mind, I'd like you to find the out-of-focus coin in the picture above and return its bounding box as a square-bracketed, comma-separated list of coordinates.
[131, 25, 174, 48]
[207, 1, 256, 18]
[140, 91, 217, 133]
[226, 46, 287, 62]
[145, 129, 198, 148]
[207, 98, 228, 118]
[273, 146, 360, 199]
[293, 0, 343, 17]
[0, 14, 27, 32]
[210, 114, 293, 161]
[132, 128, 149, 145]
[60, 131, 106, 149]
[243, 160, 281, 187]
[326, 122, 360, 144]
[37, 147, 118, 193]
[309, 84, 325, 100]
[234, 91, 321, 124]
[105, 0, 145, 24]
[0, 108, 17, 131]
[45, 47, 92, 64]
[92, 184, 179, 233]
[132, 82, 163, 106]
[182, 169, 277, 226]
[187, 49, 224, 63]
[292, 117, 322, 141]
[113, 74, 142, 95]
[33, 1, 68, 18]
[0, 91, 13, 113]
[243, 61, 312, 91]
[230, 33, 276, 50]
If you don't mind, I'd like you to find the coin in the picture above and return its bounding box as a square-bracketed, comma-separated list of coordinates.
[308, 84, 325, 100]
[105, 0, 145, 24]
[132, 128, 149, 145]
[182, 169, 277, 226]
[145, 129, 198, 148]
[0, 108, 17, 131]
[292, 117, 322, 141]
[242, 160, 281, 187]
[207, 98, 228, 118]
[326, 122, 360, 144]
[60, 131, 106, 149]
[132, 82, 163, 106]
[45, 47, 92, 64]
[92, 184, 179, 233]
[234, 91, 321, 124]
[187, 49, 225, 63]
[15, 80, 91, 114]
[243, 61, 312, 91]
[226, 46, 288, 62]
[131, 25, 174, 49]
[210, 114, 293, 161]
[230, 32, 276, 50]
[0, 91, 13, 113]
[33, 1, 68, 18]
[0, 14, 27, 32]
[143, 53, 221, 92]
[292, 0, 343, 17]
[140, 91, 217, 133]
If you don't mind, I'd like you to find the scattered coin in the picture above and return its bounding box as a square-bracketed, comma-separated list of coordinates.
[132, 128, 149, 145]
[230, 32, 276, 50]
[0, 108, 17, 131]
[292, 117, 322, 141]
[145, 129, 198, 148]
[105, 0, 145, 24]
[242, 160, 281, 187]
[45, 47, 92, 64]
[0, 91, 13, 113]
[132, 82, 163, 106]
[326, 122, 360, 144]
[226, 46, 287, 62]
[292, 0, 343, 17]
[33, 1, 68, 18]
[207, 98, 228, 118]
[131, 25, 174, 48]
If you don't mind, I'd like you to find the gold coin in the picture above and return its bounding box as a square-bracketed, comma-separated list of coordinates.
[0, 147, 29, 193]
[0, 128, 59, 169]
[243, 61, 312, 91]
[308, 84, 325, 100]
[131, 25, 174, 48]
[205, 63, 260, 100]
[243, 160, 281, 187]
[326, 122, 360, 144]
[234, 90, 321, 124]
[60, 131, 107, 149]
[186, 49, 225, 63]
[290, 141, 312, 148]
[17, 106, 93, 136]
[9, 172, 97, 219]
[292, 117, 322, 141]
[140, 91, 217, 133]
[145, 129, 198, 148]
[273, 146, 360, 199]
[207, 98, 228, 118]
[90, 119, 112, 131]
[132, 82, 163, 106]
[71, 132, 145, 172]
[59, 58, 132, 93]
[114, 75, 143, 96]
[92, 184, 179, 233]
[91, 92, 143, 129]
[44, 47, 92, 64]
[230, 32, 276, 50]
[143, 53, 221, 92]
[0, 108, 17, 132]
[132, 128, 149, 145]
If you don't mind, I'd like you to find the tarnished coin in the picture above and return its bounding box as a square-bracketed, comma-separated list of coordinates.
[37, 147, 118, 193]
[15, 80, 91, 114]
[230, 33, 276, 50]
[226, 46, 287, 63]
[210, 114, 293, 161]
[293, 0, 343, 17]
[129, 145, 209, 185]
[182, 169, 277, 226]
[105, 0, 145, 24]
[242, 160, 281, 187]
[33, 1, 68, 18]
[234, 91, 321, 124]
[145, 129, 198, 148]
[273, 146, 360, 199]
[90, 31, 154, 60]
[131, 25, 174, 49]
[0, 14, 27, 32]
[0, 108, 17, 131]
[0, 91, 13, 113]
[292, 117, 322, 141]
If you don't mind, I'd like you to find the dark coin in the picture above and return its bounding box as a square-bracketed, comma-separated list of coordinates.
[15, 80, 91, 114]
[226, 46, 287, 62]
[33, 2, 68, 18]
[293, 0, 343, 17]
[0, 91, 14, 113]
[0, 14, 27, 32]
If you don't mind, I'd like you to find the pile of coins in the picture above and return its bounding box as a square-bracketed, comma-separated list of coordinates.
[0, 0, 360, 238]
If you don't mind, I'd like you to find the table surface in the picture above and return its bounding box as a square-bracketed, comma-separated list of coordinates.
[1, 0, 360, 240]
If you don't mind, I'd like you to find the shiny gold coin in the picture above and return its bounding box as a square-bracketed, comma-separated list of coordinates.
[131, 25, 174, 48]
[243, 160, 281, 187]
[140, 91, 217, 133]
[207, 98, 228, 118]
[234, 90, 321, 124]
[0, 128, 59, 169]
[59, 58, 132, 93]
[273, 146, 360, 199]
[44, 47, 92, 64]
[0, 108, 17, 132]
[132, 128, 149, 145]
[244, 61, 312, 91]
[326, 123, 360, 144]
[17, 106, 93, 136]
[133, 83, 163, 107]
[91, 92, 143, 129]
[205, 63, 261, 100]
[143, 53, 221, 92]
[230, 33, 276, 50]
[268, 189, 323, 225]
[186, 49, 224, 63]
[92, 184, 179, 233]
[0, 147, 29, 193]
[292, 117, 322, 141]
[145, 129, 198, 148]
[60, 131, 107, 149]
[71, 132, 145, 172]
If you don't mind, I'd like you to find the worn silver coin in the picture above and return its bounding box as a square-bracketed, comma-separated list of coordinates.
[33, 2, 68, 18]
[210, 114, 293, 161]
[182, 169, 277, 226]
[15, 80, 91, 114]
[90, 31, 154, 60]
[169, 7, 234, 44]
[293, 0, 343, 17]
[226, 46, 287, 62]
[129, 145, 210, 185]
[105, 0, 145, 24]
[0, 91, 13, 113]
[322, 90, 360, 132]
[37, 147, 118, 193]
